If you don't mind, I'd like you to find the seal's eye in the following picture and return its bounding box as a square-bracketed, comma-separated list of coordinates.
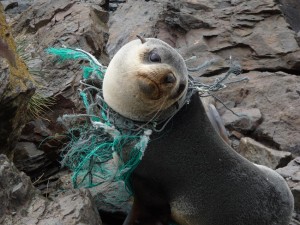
[149, 52, 161, 63]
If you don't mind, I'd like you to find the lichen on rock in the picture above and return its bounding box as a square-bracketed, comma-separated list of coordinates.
[0, 3, 35, 158]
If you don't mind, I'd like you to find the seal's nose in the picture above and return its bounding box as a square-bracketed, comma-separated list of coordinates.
[137, 77, 161, 100]
[162, 73, 176, 84]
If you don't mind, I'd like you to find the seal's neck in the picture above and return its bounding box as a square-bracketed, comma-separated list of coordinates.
[154, 92, 221, 142]
[148, 92, 240, 164]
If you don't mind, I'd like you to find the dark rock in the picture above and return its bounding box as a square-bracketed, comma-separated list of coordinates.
[1, 0, 33, 20]
[221, 107, 262, 132]
[108, 0, 300, 74]
[43, 189, 103, 225]
[6, 0, 110, 188]
[13, 0, 109, 60]
[278, 0, 300, 33]
[0, 5, 35, 157]
[2, 0, 299, 223]
[12, 140, 61, 193]
[0, 154, 36, 220]
[202, 71, 300, 155]
[0, 154, 103, 225]
[13, 142, 43, 160]
[277, 158, 300, 218]
[107, 0, 163, 56]
[1, 1, 18, 11]
[277, 157, 300, 182]
[11, 0, 109, 109]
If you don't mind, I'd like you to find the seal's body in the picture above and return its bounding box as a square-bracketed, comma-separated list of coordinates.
[126, 93, 293, 225]
[102, 38, 294, 225]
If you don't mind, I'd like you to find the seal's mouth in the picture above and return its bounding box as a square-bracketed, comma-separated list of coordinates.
[137, 75, 162, 100]
[137, 72, 187, 102]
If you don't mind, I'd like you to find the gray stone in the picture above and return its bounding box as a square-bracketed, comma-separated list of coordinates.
[221, 107, 262, 131]
[238, 137, 292, 169]
[277, 157, 300, 182]
[1, 1, 18, 11]
[202, 71, 300, 155]
[13, 142, 43, 160]
[108, 0, 300, 73]
[0, 154, 102, 225]
[0, 5, 35, 157]
[4, 0, 300, 221]
[278, 0, 300, 33]
[277, 158, 300, 217]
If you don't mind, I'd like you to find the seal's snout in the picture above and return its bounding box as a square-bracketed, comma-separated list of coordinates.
[137, 76, 161, 100]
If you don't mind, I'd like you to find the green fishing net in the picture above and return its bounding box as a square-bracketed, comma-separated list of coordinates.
[46, 48, 154, 197]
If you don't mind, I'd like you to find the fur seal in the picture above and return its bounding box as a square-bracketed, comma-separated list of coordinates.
[103, 36, 188, 122]
[103, 37, 294, 225]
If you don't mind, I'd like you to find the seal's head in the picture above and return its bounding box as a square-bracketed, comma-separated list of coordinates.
[103, 37, 189, 122]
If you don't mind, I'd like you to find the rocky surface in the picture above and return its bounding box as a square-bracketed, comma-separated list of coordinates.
[0, 154, 102, 225]
[278, 0, 300, 34]
[221, 107, 262, 132]
[108, 0, 300, 74]
[7, 0, 111, 194]
[239, 137, 292, 169]
[202, 71, 300, 155]
[0, 4, 34, 158]
[1, 0, 300, 224]
[278, 158, 300, 221]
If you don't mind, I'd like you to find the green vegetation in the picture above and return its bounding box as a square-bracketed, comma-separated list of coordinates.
[27, 93, 56, 120]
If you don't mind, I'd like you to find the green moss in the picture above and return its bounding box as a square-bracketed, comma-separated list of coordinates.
[0, 4, 33, 90]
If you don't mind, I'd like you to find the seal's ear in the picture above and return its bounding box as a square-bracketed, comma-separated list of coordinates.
[137, 35, 146, 44]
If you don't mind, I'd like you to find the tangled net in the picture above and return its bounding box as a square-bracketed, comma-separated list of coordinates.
[46, 47, 247, 204]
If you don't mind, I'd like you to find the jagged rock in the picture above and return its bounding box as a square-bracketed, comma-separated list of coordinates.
[13, 142, 44, 160]
[238, 137, 292, 169]
[8, 0, 110, 192]
[33, 189, 102, 225]
[277, 158, 300, 218]
[12, 140, 61, 194]
[0, 154, 36, 220]
[221, 107, 262, 132]
[13, 96, 76, 192]
[277, 157, 300, 182]
[12, 0, 109, 101]
[108, 0, 300, 74]
[201, 71, 300, 155]
[1, 1, 18, 11]
[0, 154, 103, 225]
[13, 0, 108, 59]
[0, 4, 35, 157]
[2, 0, 300, 223]
[1, 0, 33, 21]
[107, 0, 162, 56]
[278, 0, 300, 33]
